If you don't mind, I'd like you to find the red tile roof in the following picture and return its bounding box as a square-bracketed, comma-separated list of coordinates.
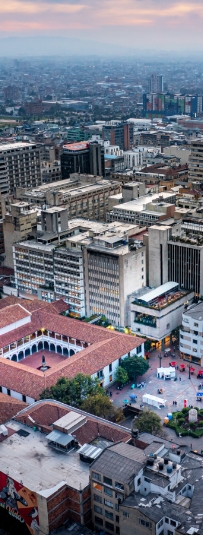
[15, 401, 131, 443]
[0, 304, 31, 329]
[0, 297, 145, 399]
[0, 393, 27, 424]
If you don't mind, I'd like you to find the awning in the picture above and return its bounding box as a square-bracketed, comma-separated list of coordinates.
[78, 443, 102, 460]
[46, 430, 73, 447]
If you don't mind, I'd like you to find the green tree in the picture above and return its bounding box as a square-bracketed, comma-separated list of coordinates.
[81, 393, 123, 422]
[121, 355, 149, 381]
[115, 366, 128, 386]
[134, 409, 162, 435]
[40, 373, 103, 407]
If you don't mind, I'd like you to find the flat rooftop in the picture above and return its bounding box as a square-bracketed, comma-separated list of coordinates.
[1, 421, 90, 495]
[0, 142, 36, 151]
[112, 192, 175, 213]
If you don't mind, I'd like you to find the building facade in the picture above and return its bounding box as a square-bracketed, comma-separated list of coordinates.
[61, 141, 105, 178]
[0, 142, 41, 194]
[180, 301, 203, 365]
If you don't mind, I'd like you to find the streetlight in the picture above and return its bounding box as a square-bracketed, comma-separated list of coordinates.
[159, 354, 162, 368]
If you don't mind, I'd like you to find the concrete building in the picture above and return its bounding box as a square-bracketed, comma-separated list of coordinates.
[130, 282, 194, 348]
[164, 146, 191, 165]
[0, 142, 41, 194]
[0, 400, 131, 534]
[3, 202, 38, 268]
[91, 436, 203, 535]
[149, 74, 164, 93]
[188, 140, 203, 182]
[41, 160, 61, 183]
[12, 217, 145, 325]
[16, 174, 121, 222]
[180, 301, 203, 364]
[107, 191, 176, 228]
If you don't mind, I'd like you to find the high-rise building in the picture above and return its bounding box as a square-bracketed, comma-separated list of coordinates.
[143, 93, 203, 118]
[61, 141, 105, 178]
[188, 140, 203, 182]
[0, 142, 41, 194]
[102, 122, 133, 151]
[149, 74, 164, 92]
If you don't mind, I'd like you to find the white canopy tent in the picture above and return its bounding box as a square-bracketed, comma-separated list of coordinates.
[157, 367, 176, 379]
[142, 393, 167, 408]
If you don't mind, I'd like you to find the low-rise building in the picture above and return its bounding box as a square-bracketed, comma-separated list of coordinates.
[107, 191, 176, 227]
[0, 296, 144, 402]
[130, 282, 194, 349]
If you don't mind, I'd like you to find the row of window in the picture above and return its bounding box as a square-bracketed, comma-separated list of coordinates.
[92, 473, 124, 490]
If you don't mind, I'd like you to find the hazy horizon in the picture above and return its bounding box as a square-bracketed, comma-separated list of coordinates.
[0, 1, 203, 57]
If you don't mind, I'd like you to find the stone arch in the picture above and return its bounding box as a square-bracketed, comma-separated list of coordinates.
[69, 349, 75, 356]
[11, 354, 17, 362]
[56, 345, 62, 354]
[38, 341, 43, 350]
[63, 347, 69, 356]
[18, 351, 24, 361]
[44, 341, 49, 350]
[50, 343, 55, 352]
[32, 344, 37, 354]
[25, 348, 30, 357]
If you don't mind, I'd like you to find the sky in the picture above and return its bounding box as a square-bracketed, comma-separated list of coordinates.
[0, 0, 203, 53]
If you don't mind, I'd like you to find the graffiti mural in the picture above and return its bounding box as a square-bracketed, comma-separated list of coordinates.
[0, 473, 39, 535]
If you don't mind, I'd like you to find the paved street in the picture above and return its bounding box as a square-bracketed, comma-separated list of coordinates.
[110, 347, 203, 451]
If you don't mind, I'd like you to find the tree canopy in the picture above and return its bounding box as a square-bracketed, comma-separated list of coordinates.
[40, 373, 104, 407]
[134, 409, 162, 435]
[121, 355, 149, 380]
[115, 366, 128, 386]
[81, 393, 118, 420]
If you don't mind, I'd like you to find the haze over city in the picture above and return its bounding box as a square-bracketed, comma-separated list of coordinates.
[0, 0, 203, 55]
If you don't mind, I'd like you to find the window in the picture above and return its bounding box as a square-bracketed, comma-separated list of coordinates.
[22, 395, 26, 402]
[105, 510, 114, 520]
[137, 478, 141, 486]
[115, 482, 124, 491]
[167, 531, 173, 535]
[194, 322, 198, 327]
[166, 323, 170, 329]
[7, 389, 11, 396]
[159, 531, 164, 535]
[94, 505, 102, 514]
[123, 511, 129, 518]
[193, 339, 197, 344]
[116, 515, 119, 523]
[138, 518, 152, 528]
[170, 520, 176, 527]
[109, 363, 112, 372]
[144, 477, 151, 483]
[92, 472, 101, 482]
[94, 494, 102, 503]
[165, 518, 169, 524]
[95, 516, 103, 526]
[194, 331, 198, 336]
[93, 482, 102, 492]
[104, 486, 113, 497]
[158, 519, 163, 528]
[104, 476, 112, 486]
[104, 499, 113, 509]
[116, 528, 120, 535]
[105, 521, 114, 531]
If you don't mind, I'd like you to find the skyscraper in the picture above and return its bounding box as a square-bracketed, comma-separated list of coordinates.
[149, 74, 164, 93]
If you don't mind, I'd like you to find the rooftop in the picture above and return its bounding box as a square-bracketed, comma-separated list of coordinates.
[91, 442, 145, 482]
[0, 420, 90, 494]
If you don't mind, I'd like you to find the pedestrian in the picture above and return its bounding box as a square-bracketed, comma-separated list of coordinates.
[176, 365, 179, 370]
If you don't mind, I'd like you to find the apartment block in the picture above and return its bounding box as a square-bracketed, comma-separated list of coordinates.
[61, 141, 105, 178]
[188, 140, 203, 182]
[180, 301, 203, 365]
[0, 142, 41, 194]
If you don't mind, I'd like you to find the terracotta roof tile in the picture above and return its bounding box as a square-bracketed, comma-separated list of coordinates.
[15, 401, 131, 443]
[0, 393, 27, 424]
[0, 304, 31, 329]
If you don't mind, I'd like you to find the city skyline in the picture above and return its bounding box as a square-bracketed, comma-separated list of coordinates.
[0, 0, 203, 55]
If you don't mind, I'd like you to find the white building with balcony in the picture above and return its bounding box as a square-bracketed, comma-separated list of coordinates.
[180, 301, 203, 365]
